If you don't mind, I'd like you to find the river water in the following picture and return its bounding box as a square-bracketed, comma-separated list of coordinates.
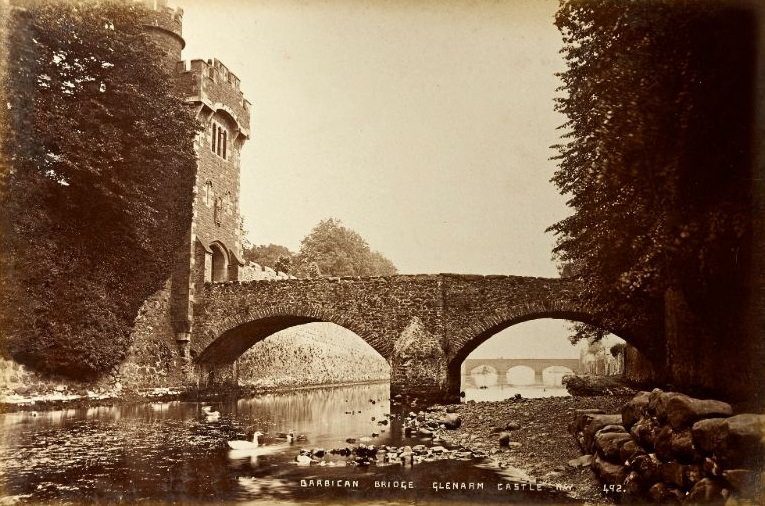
[0, 382, 573, 504]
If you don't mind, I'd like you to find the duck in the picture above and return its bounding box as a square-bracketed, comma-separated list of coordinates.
[275, 430, 295, 443]
[228, 431, 264, 450]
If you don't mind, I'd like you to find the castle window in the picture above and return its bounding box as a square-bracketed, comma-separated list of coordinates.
[211, 121, 228, 160]
[211, 123, 217, 153]
[204, 181, 213, 206]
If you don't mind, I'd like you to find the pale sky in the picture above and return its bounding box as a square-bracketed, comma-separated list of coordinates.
[177, 0, 603, 358]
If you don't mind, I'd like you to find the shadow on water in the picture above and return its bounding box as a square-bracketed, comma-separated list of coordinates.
[0, 383, 574, 504]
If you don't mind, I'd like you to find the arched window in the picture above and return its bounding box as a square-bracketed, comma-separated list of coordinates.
[211, 120, 229, 160]
[204, 181, 213, 206]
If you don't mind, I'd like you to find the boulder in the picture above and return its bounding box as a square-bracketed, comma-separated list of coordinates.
[654, 425, 675, 462]
[583, 414, 624, 453]
[660, 461, 687, 489]
[592, 454, 627, 485]
[567, 454, 593, 468]
[693, 414, 765, 469]
[722, 414, 765, 468]
[569, 409, 606, 436]
[669, 429, 696, 463]
[504, 421, 521, 431]
[621, 391, 651, 429]
[686, 478, 727, 503]
[618, 439, 644, 464]
[664, 394, 732, 430]
[722, 469, 759, 498]
[622, 470, 647, 497]
[594, 432, 633, 463]
[440, 413, 462, 430]
[630, 416, 660, 451]
[647, 482, 683, 503]
[629, 453, 662, 484]
[685, 464, 704, 486]
[692, 418, 728, 454]
[498, 432, 511, 447]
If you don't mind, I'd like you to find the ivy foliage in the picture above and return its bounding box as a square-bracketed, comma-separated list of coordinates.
[549, 0, 754, 358]
[0, 1, 198, 378]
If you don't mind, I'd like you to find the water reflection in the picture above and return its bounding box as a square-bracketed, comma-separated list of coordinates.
[1, 382, 572, 504]
[462, 376, 570, 402]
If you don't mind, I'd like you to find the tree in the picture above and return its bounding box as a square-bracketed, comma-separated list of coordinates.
[0, 1, 198, 379]
[550, 0, 754, 388]
[243, 243, 294, 270]
[292, 218, 398, 277]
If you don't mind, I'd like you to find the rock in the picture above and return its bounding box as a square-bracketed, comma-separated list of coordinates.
[446, 405, 459, 413]
[490, 426, 504, 434]
[570, 409, 606, 435]
[440, 413, 461, 430]
[623, 471, 646, 497]
[669, 429, 696, 463]
[664, 393, 732, 430]
[722, 414, 765, 468]
[629, 453, 662, 484]
[594, 432, 633, 463]
[583, 414, 623, 453]
[417, 428, 433, 437]
[346, 438, 357, 444]
[654, 425, 675, 462]
[686, 478, 727, 503]
[592, 454, 627, 485]
[567, 454, 593, 468]
[619, 439, 644, 464]
[722, 469, 759, 498]
[693, 413, 765, 468]
[693, 418, 729, 454]
[621, 391, 651, 430]
[660, 461, 687, 489]
[647, 482, 683, 503]
[630, 416, 660, 451]
[685, 464, 705, 486]
[498, 432, 512, 447]
[504, 421, 521, 431]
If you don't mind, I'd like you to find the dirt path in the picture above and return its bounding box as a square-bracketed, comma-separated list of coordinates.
[436, 395, 632, 504]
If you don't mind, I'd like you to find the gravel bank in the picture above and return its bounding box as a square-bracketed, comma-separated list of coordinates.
[437, 395, 633, 504]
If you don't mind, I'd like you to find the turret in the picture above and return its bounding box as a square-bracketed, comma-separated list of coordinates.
[140, 0, 185, 69]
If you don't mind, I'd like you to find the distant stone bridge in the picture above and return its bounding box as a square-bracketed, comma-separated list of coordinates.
[463, 358, 582, 385]
[190, 274, 640, 402]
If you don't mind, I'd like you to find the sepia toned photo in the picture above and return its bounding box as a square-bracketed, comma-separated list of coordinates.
[0, 0, 763, 504]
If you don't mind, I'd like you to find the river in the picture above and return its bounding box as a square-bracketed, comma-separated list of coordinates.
[0, 382, 574, 504]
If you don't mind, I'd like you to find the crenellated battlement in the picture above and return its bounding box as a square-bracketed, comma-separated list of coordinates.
[175, 58, 251, 129]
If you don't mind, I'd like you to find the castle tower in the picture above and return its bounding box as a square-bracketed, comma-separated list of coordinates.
[142, 0, 251, 349]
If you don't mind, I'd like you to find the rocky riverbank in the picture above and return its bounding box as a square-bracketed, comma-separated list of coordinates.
[429, 395, 634, 504]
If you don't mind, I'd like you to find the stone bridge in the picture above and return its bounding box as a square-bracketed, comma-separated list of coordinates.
[191, 274, 639, 402]
[463, 358, 582, 385]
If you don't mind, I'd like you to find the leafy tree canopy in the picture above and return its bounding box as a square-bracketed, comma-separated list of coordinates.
[292, 218, 397, 278]
[550, 0, 753, 362]
[242, 243, 294, 271]
[0, 0, 198, 378]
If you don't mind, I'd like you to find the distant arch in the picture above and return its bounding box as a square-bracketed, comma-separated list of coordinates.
[542, 366, 574, 386]
[506, 366, 535, 385]
[448, 307, 637, 388]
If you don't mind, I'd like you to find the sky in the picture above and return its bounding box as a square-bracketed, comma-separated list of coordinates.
[176, 0, 611, 358]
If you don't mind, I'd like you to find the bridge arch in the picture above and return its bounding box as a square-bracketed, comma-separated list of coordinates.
[194, 303, 388, 366]
[447, 302, 635, 395]
[542, 365, 574, 386]
[506, 365, 535, 385]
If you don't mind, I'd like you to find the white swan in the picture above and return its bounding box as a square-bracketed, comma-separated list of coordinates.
[202, 406, 220, 420]
[228, 431, 264, 450]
